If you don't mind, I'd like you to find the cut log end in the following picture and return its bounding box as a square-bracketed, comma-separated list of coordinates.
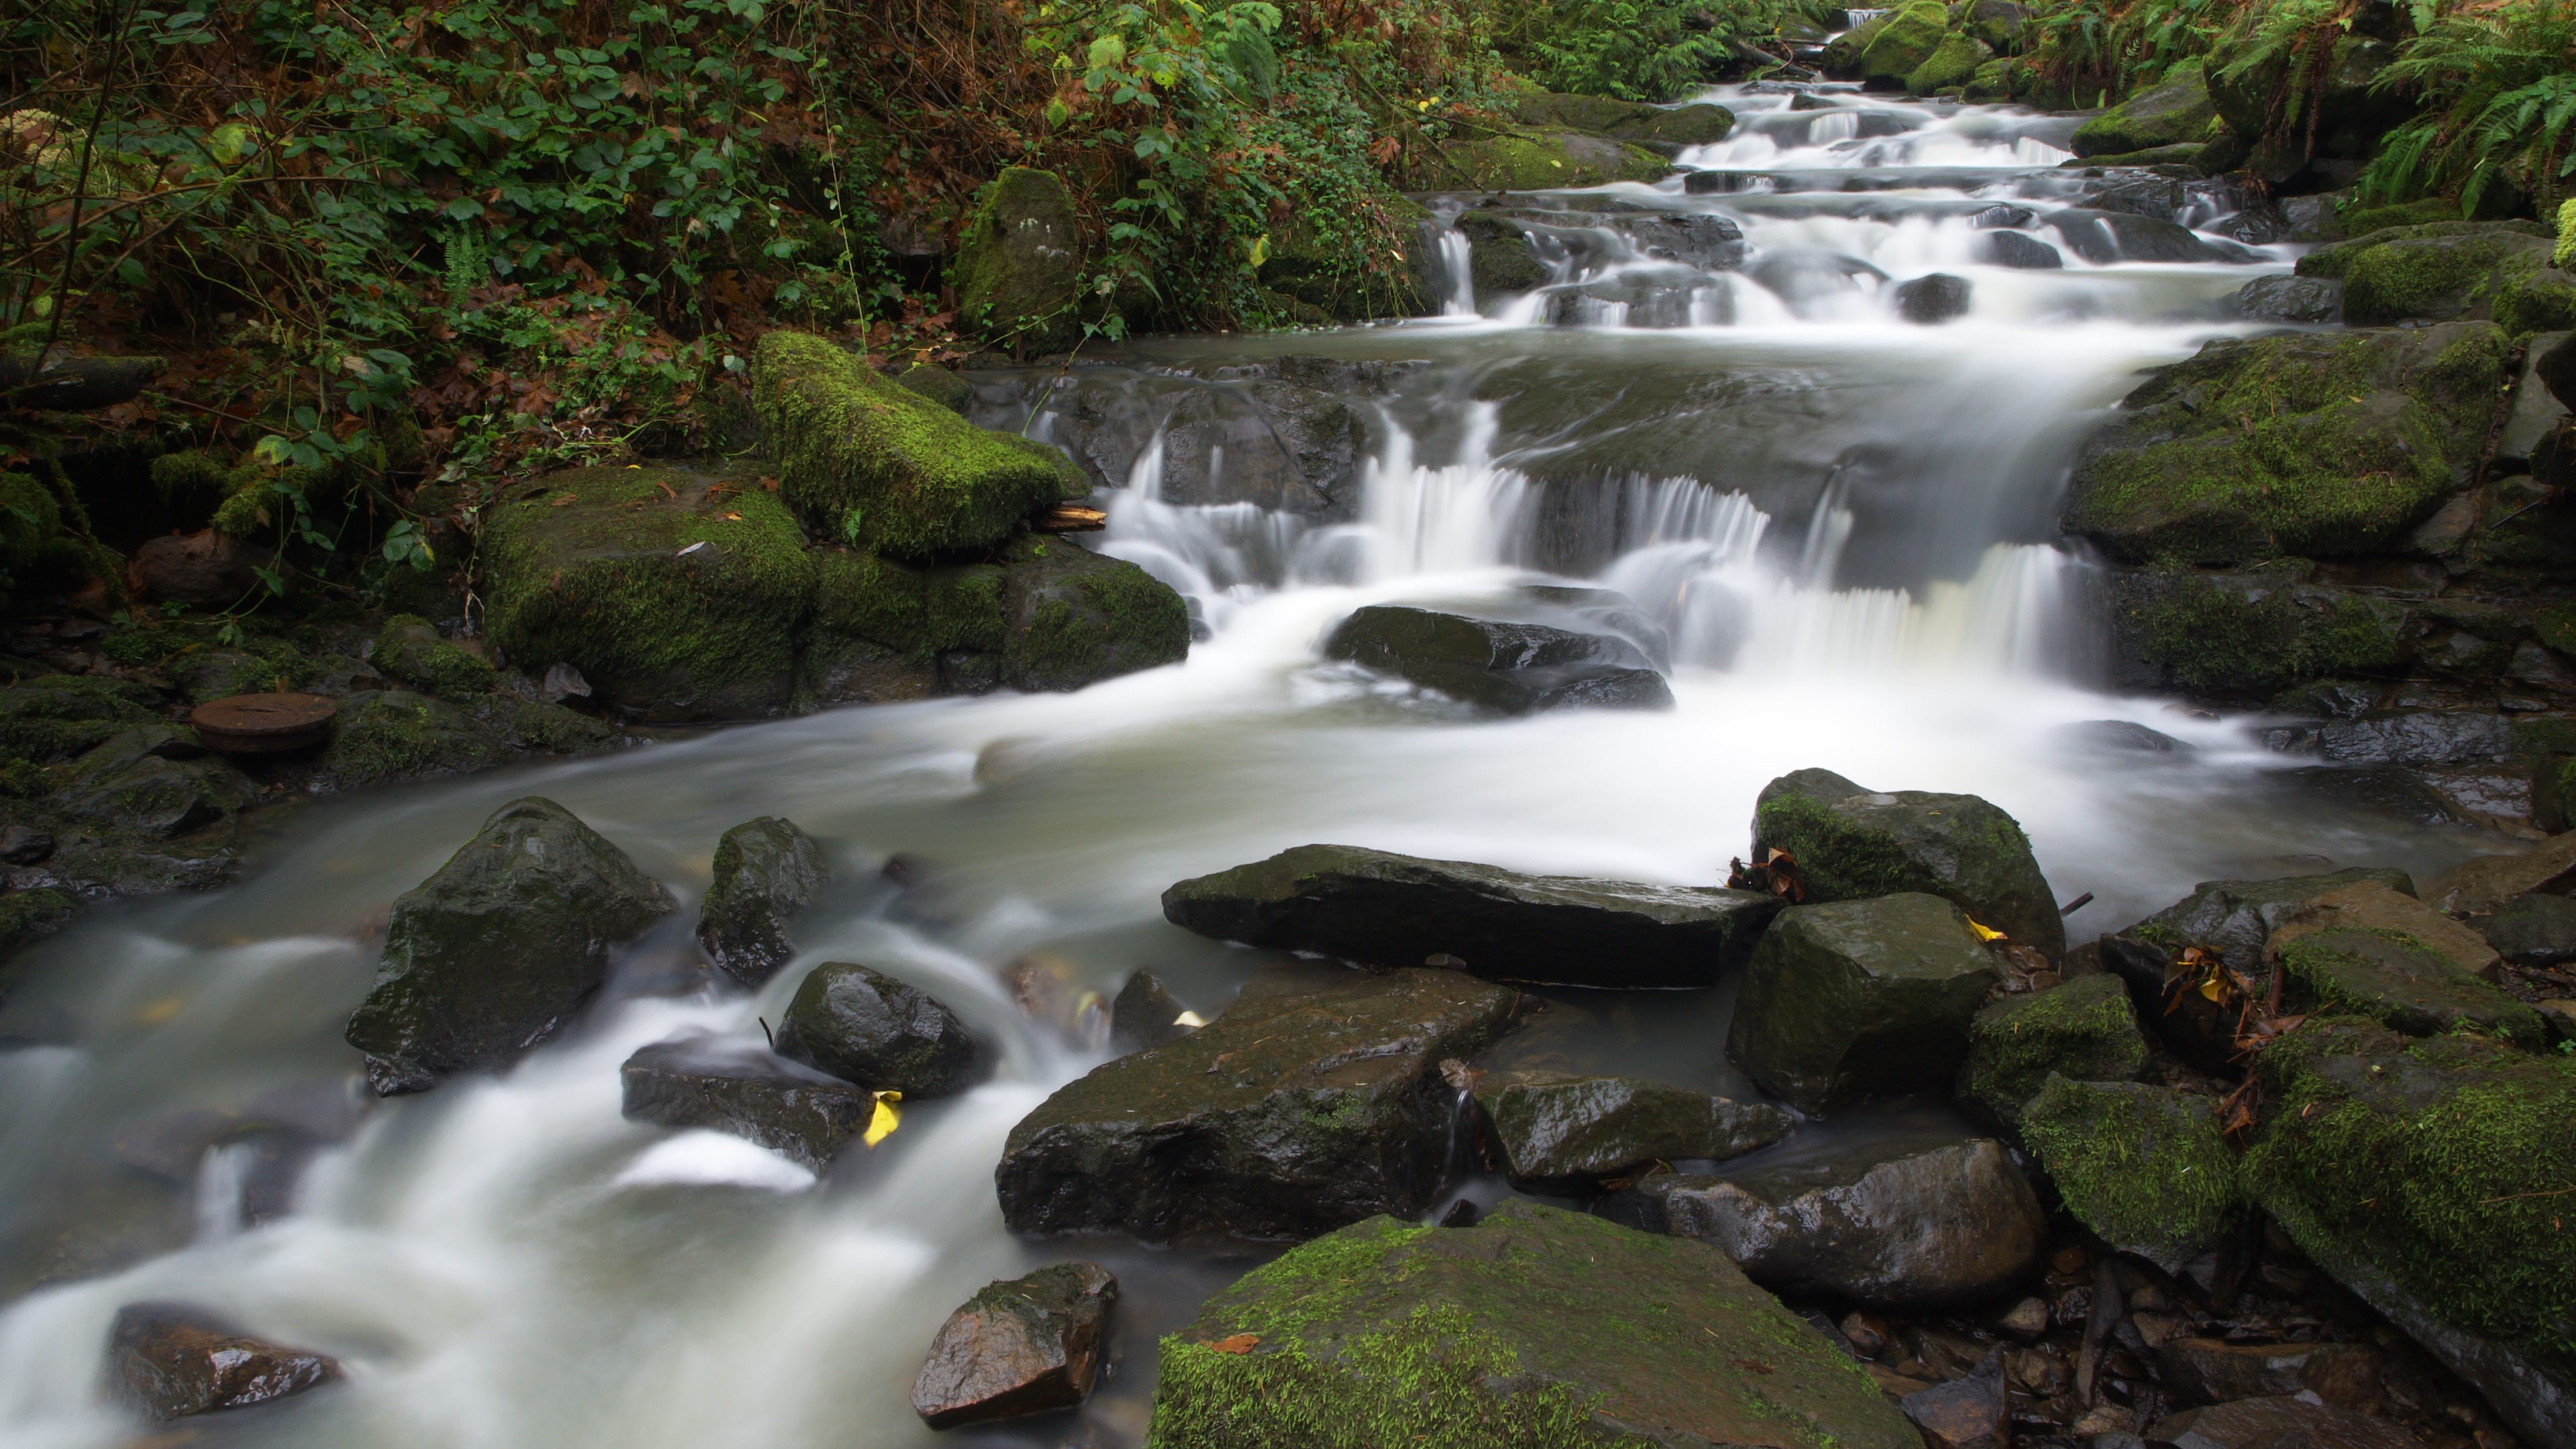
[1033, 505, 1108, 533]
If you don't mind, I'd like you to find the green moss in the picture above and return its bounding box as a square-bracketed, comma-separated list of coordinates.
[1753, 790, 1921, 901]
[1004, 552, 1191, 691]
[2294, 222, 2554, 325]
[372, 614, 494, 698]
[2491, 250, 2576, 337]
[322, 690, 503, 786]
[949, 166, 1085, 354]
[480, 464, 814, 716]
[0, 472, 63, 574]
[0, 677, 162, 761]
[2248, 1018, 2576, 1379]
[0, 886, 74, 949]
[1905, 33, 1991, 93]
[2277, 928, 2548, 1048]
[1856, 0, 1948, 85]
[1259, 192, 1432, 323]
[2117, 568, 2406, 696]
[1960, 974, 2149, 1128]
[2063, 325, 2512, 565]
[474, 694, 617, 756]
[2559, 199, 2576, 268]
[2340, 197, 2462, 239]
[1437, 131, 1670, 191]
[750, 330, 1081, 558]
[2021, 1076, 2241, 1269]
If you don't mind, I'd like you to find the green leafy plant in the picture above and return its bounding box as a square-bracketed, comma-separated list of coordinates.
[2357, 0, 2576, 214]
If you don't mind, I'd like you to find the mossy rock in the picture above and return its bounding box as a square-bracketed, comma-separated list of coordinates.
[1456, 211, 1547, 294]
[0, 676, 162, 761]
[1436, 130, 1670, 191]
[480, 463, 814, 720]
[1822, 11, 1892, 72]
[2104, 567, 2408, 697]
[1469, 1070, 1792, 1193]
[1957, 973, 2149, 1130]
[1725, 892, 2002, 1113]
[1958, 0, 2028, 49]
[2071, 60, 2216, 158]
[1963, 56, 2015, 102]
[750, 330, 1083, 559]
[2061, 322, 2514, 565]
[470, 693, 616, 759]
[2021, 1075, 2241, 1273]
[2341, 195, 2461, 239]
[1855, 1, 1949, 88]
[1258, 192, 1434, 323]
[167, 641, 314, 706]
[318, 689, 505, 788]
[1145, 1199, 1917, 1449]
[2247, 1017, 2576, 1446]
[1905, 33, 1992, 95]
[996, 535, 1190, 692]
[2491, 252, 2576, 338]
[370, 614, 494, 698]
[2277, 928, 2548, 1048]
[50, 725, 256, 839]
[893, 363, 974, 415]
[1750, 767, 2064, 955]
[949, 166, 1085, 355]
[1503, 91, 1658, 132]
[1616, 104, 1736, 148]
[0, 470, 68, 576]
[2294, 221, 2554, 325]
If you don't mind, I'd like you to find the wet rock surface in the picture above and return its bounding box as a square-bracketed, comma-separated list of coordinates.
[1322, 604, 1675, 714]
[774, 961, 986, 1097]
[696, 815, 828, 987]
[619, 1034, 879, 1171]
[2146, 1393, 2420, 1449]
[1470, 1069, 1792, 1191]
[1751, 767, 2065, 956]
[1148, 1199, 1916, 1449]
[1161, 842, 1781, 988]
[343, 796, 678, 1095]
[1620, 1136, 2047, 1309]
[994, 963, 1519, 1242]
[111, 1301, 343, 1419]
[912, 1261, 1117, 1428]
[1727, 893, 2002, 1112]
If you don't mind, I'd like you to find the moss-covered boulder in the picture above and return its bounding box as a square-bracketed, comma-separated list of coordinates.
[480, 464, 814, 720]
[2061, 323, 2514, 565]
[51, 726, 255, 839]
[2071, 61, 2216, 158]
[2021, 1076, 2241, 1273]
[1957, 973, 2149, 1130]
[2294, 221, 2555, 326]
[1454, 211, 1546, 297]
[1436, 130, 1670, 191]
[1619, 104, 1735, 148]
[1749, 767, 2064, 955]
[951, 166, 1085, 354]
[1725, 893, 2002, 1113]
[344, 796, 678, 1094]
[1470, 1070, 1791, 1193]
[994, 965, 1519, 1242]
[0, 676, 160, 761]
[370, 614, 494, 698]
[2102, 568, 2406, 698]
[696, 815, 828, 987]
[2265, 877, 2501, 980]
[2493, 250, 2576, 337]
[996, 535, 1190, 692]
[1855, 1, 1949, 88]
[1503, 91, 1656, 132]
[1905, 33, 1992, 95]
[1161, 843, 1782, 989]
[751, 329, 1083, 558]
[2275, 928, 2548, 1048]
[2246, 1018, 2576, 1446]
[1146, 1200, 1916, 1449]
[314, 690, 500, 788]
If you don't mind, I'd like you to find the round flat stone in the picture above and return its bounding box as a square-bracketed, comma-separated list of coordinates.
[190, 692, 336, 753]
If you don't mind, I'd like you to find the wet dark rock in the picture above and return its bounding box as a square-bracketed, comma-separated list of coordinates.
[0, 824, 53, 864]
[2047, 208, 2255, 264]
[2475, 889, 2576, 965]
[1457, 209, 1548, 294]
[911, 1261, 1116, 1428]
[2058, 719, 2190, 754]
[996, 535, 1192, 693]
[2422, 829, 2576, 914]
[2155, 1337, 2383, 1411]
[1894, 273, 1971, 324]
[129, 531, 268, 606]
[2294, 220, 2557, 327]
[1750, 767, 2065, 955]
[110, 1301, 343, 1419]
[2144, 1395, 2416, 1449]
[52, 727, 256, 839]
[1976, 230, 2063, 269]
[344, 797, 678, 1095]
[775, 961, 986, 1097]
[1148, 1199, 1917, 1449]
[1161, 843, 1780, 989]
[2235, 274, 2343, 324]
[1109, 969, 1191, 1051]
[370, 614, 495, 698]
[696, 815, 828, 987]
[994, 964, 1519, 1242]
[1970, 203, 2038, 229]
[1470, 1069, 1792, 1193]
[1900, 1348, 2007, 1449]
[619, 1034, 879, 1171]
[1324, 604, 1674, 714]
[2317, 711, 2510, 767]
[2276, 926, 2546, 1046]
[1622, 1137, 2045, 1309]
[2022, 1077, 2240, 1275]
[1957, 973, 2149, 1130]
[2080, 175, 2198, 224]
[1725, 893, 2002, 1112]
[2497, 330, 2571, 472]
[1626, 212, 1747, 270]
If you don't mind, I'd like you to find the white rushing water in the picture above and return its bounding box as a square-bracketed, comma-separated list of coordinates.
[0, 81, 2500, 1449]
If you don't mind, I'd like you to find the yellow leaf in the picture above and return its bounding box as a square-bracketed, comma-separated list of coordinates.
[1966, 918, 2006, 943]
[136, 996, 184, 1026]
[863, 1095, 900, 1147]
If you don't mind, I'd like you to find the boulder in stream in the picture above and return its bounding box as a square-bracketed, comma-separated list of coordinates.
[2234, 274, 2343, 324]
[2071, 60, 2217, 158]
[344, 797, 678, 1095]
[111, 1301, 343, 1419]
[1109, 969, 1193, 1051]
[2020, 1076, 2241, 1275]
[911, 1261, 1117, 1428]
[696, 816, 829, 987]
[619, 1034, 881, 1171]
[1956, 972, 2149, 1130]
[1726, 892, 2002, 1113]
[1618, 1136, 2046, 1309]
[994, 963, 1519, 1242]
[1976, 229, 2063, 269]
[1323, 604, 1675, 714]
[2294, 219, 2557, 326]
[774, 961, 987, 1097]
[1471, 1069, 1792, 1193]
[1161, 843, 1782, 989]
[1147, 1199, 1917, 1449]
[1750, 767, 2065, 955]
[1894, 273, 1971, 324]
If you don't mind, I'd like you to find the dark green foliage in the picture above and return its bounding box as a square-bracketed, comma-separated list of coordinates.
[2356, 0, 2576, 215]
[1493, 0, 1833, 101]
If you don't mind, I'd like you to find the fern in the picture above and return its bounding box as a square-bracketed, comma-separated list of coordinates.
[2357, 0, 2576, 213]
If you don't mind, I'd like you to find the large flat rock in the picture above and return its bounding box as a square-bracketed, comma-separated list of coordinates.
[1161, 843, 1780, 989]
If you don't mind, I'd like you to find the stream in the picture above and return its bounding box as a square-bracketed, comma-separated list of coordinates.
[0, 81, 2509, 1449]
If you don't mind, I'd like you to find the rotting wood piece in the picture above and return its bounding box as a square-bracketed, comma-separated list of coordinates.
[190, 692, 337, 753]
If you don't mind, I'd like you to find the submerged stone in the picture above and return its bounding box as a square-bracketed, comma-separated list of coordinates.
[696, 816, 830, 987]
[995, 964, 1519, 1242]
[2020, 1076, 2240, 1275]
[1750, 767, 2064, 955]
[1471, 1070, 1791, 1192]
[1161, 843, 1781, 989]
[1324, 604, 1674, 714]
[1146, 1199, 1917, 1449]
[111, 1301, 343, 1420]
[1726, 893, 2002, 1113]
[912, 1261, 1117, 1428]
[345, 797, 678, 1095]
[1110, 969, 1192, 1051]
[1894, 272, 1971, 323]
[775, 961, 987, 1097]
